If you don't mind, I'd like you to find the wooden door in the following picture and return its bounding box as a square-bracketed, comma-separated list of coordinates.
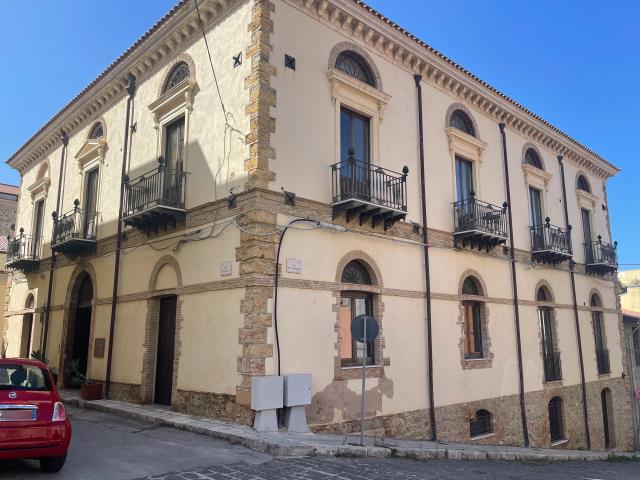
[154, 296, 177, 405]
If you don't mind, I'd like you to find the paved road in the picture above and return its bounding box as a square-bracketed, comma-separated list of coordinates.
[0, 405, 271, 479]
[2, 406, 639, 479]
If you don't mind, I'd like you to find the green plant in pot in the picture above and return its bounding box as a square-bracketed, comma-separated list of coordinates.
[31, 350, 59, 385]
[66, 359, 102, 401]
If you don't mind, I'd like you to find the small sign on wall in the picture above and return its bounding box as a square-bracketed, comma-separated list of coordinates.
[93, 338, 105, 358]
[286, 258, 302, 274]
[220, 261, 233, 277]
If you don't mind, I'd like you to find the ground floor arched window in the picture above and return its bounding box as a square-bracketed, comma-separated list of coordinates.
[548, 396, 565, 443]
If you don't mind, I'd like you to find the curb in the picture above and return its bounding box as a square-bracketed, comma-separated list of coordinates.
[64, 397, 621, 463]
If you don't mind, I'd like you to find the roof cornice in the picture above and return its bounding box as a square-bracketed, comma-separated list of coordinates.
[289, 0, 619, 179]
[7, 0, 239, 174]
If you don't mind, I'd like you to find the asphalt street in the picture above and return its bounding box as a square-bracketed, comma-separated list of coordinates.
[1, 405, 639, 479]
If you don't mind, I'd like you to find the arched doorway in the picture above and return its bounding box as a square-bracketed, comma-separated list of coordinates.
[601, 388, 615, 449]
[65, 272, 93, 386]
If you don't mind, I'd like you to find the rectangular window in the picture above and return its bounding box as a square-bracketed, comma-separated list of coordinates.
[164, 116, 186, 204]
[529, 187, 544, 250]
[593, 311, 609, 374]
[463, 301, 483, 358]
[339, 294, 374, 367]
[582, 208, 593, 263]
[455, 156, 474, 203]
[339, 107, 371, 201]
[540, 307, 561, 381]
[32, 199, 45, 256]
[83, 168, 99, 238]
[633, 328, 640, 367]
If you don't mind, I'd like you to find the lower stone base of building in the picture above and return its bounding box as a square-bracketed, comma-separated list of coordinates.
[311, 376, 635, 452]
[105, 377, 635, 452]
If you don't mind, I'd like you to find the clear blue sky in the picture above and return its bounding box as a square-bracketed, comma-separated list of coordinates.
[1, 1, 638, 267]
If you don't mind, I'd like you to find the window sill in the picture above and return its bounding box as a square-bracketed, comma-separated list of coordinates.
[341, 364, 378, 370]
[550, 439, 568, 447]
[470, 432, 495, 441]
[597, 372, 611, 378]
[543, 379, 563, 387]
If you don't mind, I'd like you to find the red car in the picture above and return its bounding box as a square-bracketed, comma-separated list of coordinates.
[0, 358, 71, 473]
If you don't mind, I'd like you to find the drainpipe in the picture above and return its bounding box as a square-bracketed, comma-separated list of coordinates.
[499, 123, 529, 447]
[557, 155, 591, 449]
[414, 74, 437, 441]
[42, 130, 68, 359]
[105, 74, 136, 399]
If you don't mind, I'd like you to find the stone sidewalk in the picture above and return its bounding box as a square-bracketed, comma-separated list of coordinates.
[60, 390, 636, 463]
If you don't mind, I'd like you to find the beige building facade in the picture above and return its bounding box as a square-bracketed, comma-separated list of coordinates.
[2, 0, 634, 451]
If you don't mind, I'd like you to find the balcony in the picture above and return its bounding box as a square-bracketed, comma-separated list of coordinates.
[51, 200, 98, 256]
[585, 236, 617, 275]
[543, 350, 562, 382]
[452, 194, 508, 252]
[596, 348, 610, 375]
[123, 158, 187, 235]
[5, 229, 41, 273]
[530, 219, 572, 265]
[331, 156, 408, 231]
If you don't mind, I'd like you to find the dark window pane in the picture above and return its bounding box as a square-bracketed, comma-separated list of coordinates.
[577, 175, 591, 193]
[162, 62, 191, 94]
[88, 122, 104, 140]
[462, 277, 480, 296]
[470, 409, 491, 437]
[342, 260, 372, 285]
[525, 148, 543, 169]
[548, 397, 564, 442]
[455, 156, 474, 202]
[450, 110, 475, 136]
[335, 51, 375, 86]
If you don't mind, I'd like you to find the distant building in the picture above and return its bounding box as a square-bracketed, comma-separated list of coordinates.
[619, 269, 640, 448]
[0, 183, 19, 355]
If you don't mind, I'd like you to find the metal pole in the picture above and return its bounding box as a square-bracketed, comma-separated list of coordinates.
[105, 73, 136, 399]
[499, 123, 529, 447]
[360, 319, 367, 446]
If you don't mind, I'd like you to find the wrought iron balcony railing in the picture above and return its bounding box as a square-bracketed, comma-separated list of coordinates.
[331, 157, 408, 213]
[123, 158, 187, 220]
[51, 200, 98, 254]
[596, 348, 610, 375]
[452, 194, 508, 251]
[584, 236, 617, 274]
[5, 229, 41, 272]
[530, 219, 572, 264]
[543, 350, 562, 382]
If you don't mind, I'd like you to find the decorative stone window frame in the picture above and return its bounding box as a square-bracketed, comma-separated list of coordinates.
[535, 281, 563, 386]
[457, 270, 493, 369]
[333, 251, 389, 381]
[327, 43, 389, 170]
[140, 255, 184, 404]
[445, 104, 487, 201]
[149, 55, 198, 175]
[575, 171, 598, 210]
[27, 160, 51, 203]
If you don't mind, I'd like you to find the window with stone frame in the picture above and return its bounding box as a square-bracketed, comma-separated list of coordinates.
[538, 286, 561, 382]
[335, 51, 375, 87]
[339, 261, 375, 367]
[591, 294, 610, 375]
[470, 409, 492, 438]
[548, 396, 565, 443]
[162, 61, 191, 94]
[462, 276, 484, 359]
[450, 109, 476, 137]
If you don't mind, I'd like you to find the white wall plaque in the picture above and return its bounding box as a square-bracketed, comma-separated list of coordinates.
[220, 261, 233, 277]
[286, 258, 302, 274]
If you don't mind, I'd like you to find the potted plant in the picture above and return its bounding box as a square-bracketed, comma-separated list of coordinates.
[31, 350, 59, 385]
[66, 359, 102, 401]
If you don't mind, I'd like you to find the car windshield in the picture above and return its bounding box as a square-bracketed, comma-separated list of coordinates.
[0, 364, 52, 391]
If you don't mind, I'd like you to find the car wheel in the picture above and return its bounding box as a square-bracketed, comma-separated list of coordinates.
[39, 453, 67, 473]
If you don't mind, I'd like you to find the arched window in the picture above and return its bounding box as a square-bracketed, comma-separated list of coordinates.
[538, 286, 560, 381]
[77, 273, 93, 309]
[88, 122, 104, 140]
[601, 388, 615, 449]
[470, 409, 492, 438]
[591, 293, 609, 374]
[341, 260, 372, 285]
[450, 109, 476, 136]
[577, 175, 591, 193]
[339, 259, 375, 366]
[461, 276, 484, 359]
[335, 51, 375, 87]
[162, 62, 191, 94]
[524, 148, 543, 169]
[548, 396, 565, 443]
